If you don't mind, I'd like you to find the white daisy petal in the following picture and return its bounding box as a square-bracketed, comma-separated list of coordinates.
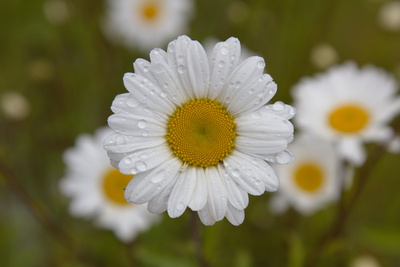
[236, 111, 294, 140]
[218, 56, 266, 115]
[108, 113, 166, 137]
[118, 143, 172, 174]
[223, 151, 266, 195]
[198, 205, 217, 226]
[104, 133, 165, 154]
[218, 167, 249, 210]
[262, 102, 296, 120]
[228, 74, 277, 115]
[205, 166, 228, 221]
[265, 149, 295, 165]
[235, 136, 289, 157]
[123, 72, 175, 115]
[338, 138, 366, 166]
[147, 179, 176, 214]
[208, 37, 241, 99]
[187, 41, 210, 98]
[225, 202, 245, 226]
[149, 47, 187, 105]
[125, 157, 181, 204]
[167, 167, 197, 218]
[188, 168, 208, 211]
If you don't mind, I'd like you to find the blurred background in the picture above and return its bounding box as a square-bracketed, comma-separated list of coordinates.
[1, 0, 400, 266]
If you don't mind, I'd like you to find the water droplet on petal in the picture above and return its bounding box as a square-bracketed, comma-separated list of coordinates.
[126, 96, 140, 108]
[124, 158, 131, 164]
[142, 131, 149, 137]
[143, 66, 149, 72]
[137, 119, 147, 129]
[257, 60, 265, 69]
[154, 64, 163, 74]
[218, 60, 225, 68]
[136, 161, 147, 172]
[178, 65, 185, 74]
[232, 169, 240, 177]
[251, 112, 261, 119]
[221, 46, 229, 55]
[273, 101, 285, 111]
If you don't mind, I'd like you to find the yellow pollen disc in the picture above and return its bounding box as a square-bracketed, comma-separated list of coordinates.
[102, 168, 132, 205]
[294, 163, 324, 192]
[167, 98, 236, 168]
[328, 104, 369, 133]
[140, 1, 160, 21]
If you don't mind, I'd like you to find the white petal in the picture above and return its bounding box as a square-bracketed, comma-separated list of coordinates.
[124, 157, 181, 204]
[205, 166, 228, 221]
[338, 138, 366, 166]
[262, 102, 296, 120]
[235, 136, 289, 157]
[218, 166, 249, 209]
[147, 180, 176, 214]
[118, 144, 172, 174]
[133, 58, 159, 86]
[208, 37, 241, 99]
[167, 167, 197, 218]
[110, 93, 167, 123]
[108, 113, 166, 137]
[217, 56, 266, 115]
[188, 168, 208, 211]
[236, 110, 294, 140]
[225, 202, 245, 226]
[223, 151, 266, 195]
[198, 206, 217, 226]
[264, 149, 295, 165]
[123, 73, 176, 115]
[228, 74, 277, 115]
[104, 133, 165, 154]
[149, 47, 187, 105]
[187, 41, 210, 98]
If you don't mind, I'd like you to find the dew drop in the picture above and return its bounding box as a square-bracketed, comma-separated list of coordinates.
[178, 65, 186, 74]
[232, 169, 240, 177]
[225, 96, 231, 103]
[249, 88, 255, 94]
[273, 101, 285, 111]
[218, 60, 225, 68]
[124, 158, 132, 164]
[126, 96, 140, 108]
[269, 88, 276, 95]
[139, 153, 148, 159]
[143, 66, 149, 72]
[138, 120, 147, 129]
[234, 81, 242, 88]
[177, 55, 184, 62]
[142, 131, 149, 137]
[221, 46, 229, 55]
[257, 60, 265, 69]
[160, 91, 167, 98]
[116, 136, 126, 147]
[251, 112, 261, 119]
[136, 161, 147, 172]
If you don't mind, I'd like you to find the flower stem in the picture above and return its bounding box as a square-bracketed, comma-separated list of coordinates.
[303, 118, 400, 267]
[190, 211, 209, 267]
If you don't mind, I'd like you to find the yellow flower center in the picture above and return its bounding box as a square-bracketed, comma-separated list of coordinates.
[140, 1, 160, 21]
[167, 98, 236, 168]
[294, 163, 324, 192]
[102, 168, 132, 205]
[328, 104, 369, 133]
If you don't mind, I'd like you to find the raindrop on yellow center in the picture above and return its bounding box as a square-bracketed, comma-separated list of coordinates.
[329, 104, 369, 133]
[102, 168, 132, 205]
[167, 98, 236, 168]
[294, 163, 324, 192]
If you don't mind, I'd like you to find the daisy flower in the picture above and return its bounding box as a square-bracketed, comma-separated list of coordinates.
[60, 127, 159, 242]
[292, 62, 400, 165]
[270, 134, 341, 215]
[104, 35, 295, 226]
[103, 0, 193, 51]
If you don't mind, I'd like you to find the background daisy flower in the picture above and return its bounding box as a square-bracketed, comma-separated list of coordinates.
[292, 62, 400, 165]
[103, 0, 193, 51]
[105, 35, 295, 226]
[270, 134, 341, 215]
[60, 127, 160, 242]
